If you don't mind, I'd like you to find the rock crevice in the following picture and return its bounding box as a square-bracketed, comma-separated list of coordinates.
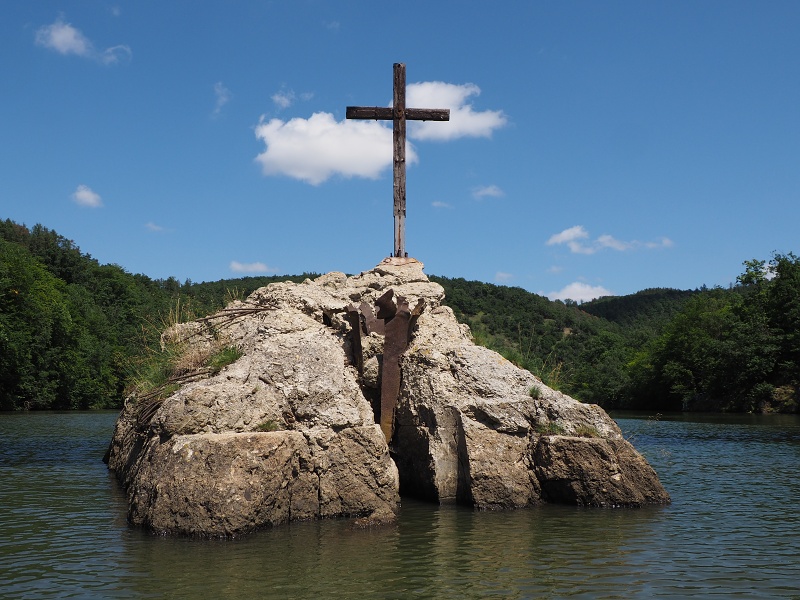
[106, 258, 669, 536]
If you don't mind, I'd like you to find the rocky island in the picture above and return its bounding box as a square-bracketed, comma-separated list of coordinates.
[106, 258, 669, 536]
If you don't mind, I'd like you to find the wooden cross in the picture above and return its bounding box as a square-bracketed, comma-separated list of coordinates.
[347, 63, 450, 258]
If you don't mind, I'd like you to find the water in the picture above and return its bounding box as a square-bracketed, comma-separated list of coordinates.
[1, 412, 799, 599]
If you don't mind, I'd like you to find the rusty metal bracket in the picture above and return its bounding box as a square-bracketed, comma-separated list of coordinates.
[380, 296, 410, 441]
[375, 289, 397, 321]
[377, 292, 425, 442]
[359, 301, 384, 335]
[343, 289, 426, 442]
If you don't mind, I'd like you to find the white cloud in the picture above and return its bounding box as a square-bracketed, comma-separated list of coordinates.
[432, 200, 453, 209]
[407, 82, 507, 141]
[35, 16, 130, 65]
[472, 184, 504, 200]
[546, 225, 593, 254]
[645, 237, 674, 249]
[229, 261, 277, 274]
[254, 78, 505, 184]
[547, 225, 673, 255]
[272, 89, 295, 109]
[36, 17, 92, 56]
[495, 272, 513, 283]
[271, 88, 313, 110]
[71, 184, 103, 208]
[254, 112, 418, 185]
[596, 234, 632, 251]
[101, 44, 132, 65]
[547, 225, 589, 246]
[145, 222, 166, 232]
[548, 282, 612, 303]
[213, 82, 232, 115]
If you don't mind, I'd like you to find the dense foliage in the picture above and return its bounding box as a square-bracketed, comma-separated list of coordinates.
[622, 255, 800, 413]
[429, 278, 697, 408]
[1, 217, 797, 413]
[433, 256, 799, 413]
[0, 219, 309, 410]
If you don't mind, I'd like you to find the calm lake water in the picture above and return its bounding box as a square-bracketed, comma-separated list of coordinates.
[1, 411, 799, 599]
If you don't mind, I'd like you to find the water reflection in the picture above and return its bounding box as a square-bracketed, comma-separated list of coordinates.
[1, 412, 799, 599]
[115, 500, 673, 598]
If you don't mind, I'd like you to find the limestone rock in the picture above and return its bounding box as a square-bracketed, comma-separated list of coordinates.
[107, 258, 668, 536]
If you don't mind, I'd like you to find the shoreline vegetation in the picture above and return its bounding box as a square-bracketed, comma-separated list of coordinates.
[1, 217, 797, 414]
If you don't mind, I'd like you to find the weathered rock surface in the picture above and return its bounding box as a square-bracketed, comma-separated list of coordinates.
[106, 258, 669, 536]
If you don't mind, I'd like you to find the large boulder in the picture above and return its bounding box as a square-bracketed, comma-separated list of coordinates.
[394, 298, 668, 509]
[106, 258, 669, 536]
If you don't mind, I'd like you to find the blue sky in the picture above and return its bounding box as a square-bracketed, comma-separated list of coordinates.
[2, 1, 799, 301]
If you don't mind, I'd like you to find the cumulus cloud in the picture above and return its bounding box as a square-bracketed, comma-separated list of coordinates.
[432, 200, 453, 209]
[71, 184, 103, 208]
[35, 16, 130, 65]
[548, 282, 612, 303]
[495, 272, 513, 283]
[472, 184, 504, 200]
[254, 79, 504, 185]
[547, 225, 673, 255]
[229, 260, 277, 274]
[145, 222, 167, 232]
[254, 112, 419, 185]
[213, 82, 232, 116]
[407, 82, 507, 141]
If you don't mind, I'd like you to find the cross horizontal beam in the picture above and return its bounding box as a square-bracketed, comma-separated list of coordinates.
[345, 107, 450, 121]
[346, 63, 449, 259]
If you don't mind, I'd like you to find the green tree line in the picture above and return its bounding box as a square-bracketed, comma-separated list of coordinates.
[1, 217, 797, 413]
[620, 255, 800, 412]
[0, 219, 307, 410]
[431, 254, 799, 413]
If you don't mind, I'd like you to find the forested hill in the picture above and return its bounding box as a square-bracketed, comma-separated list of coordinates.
[428, 277, 695, 409]
[0, 219, 310, 410]
[2, 217, 798, 413]
[581, 288, 697, 329]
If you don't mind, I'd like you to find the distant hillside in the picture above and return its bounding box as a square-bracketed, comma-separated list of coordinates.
[429, 276, 654, 406]
[2, 217, 797, 413]
[428, 273, 798, 414]
[581, 288, 697, 329]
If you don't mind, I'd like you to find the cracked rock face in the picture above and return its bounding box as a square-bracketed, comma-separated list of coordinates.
[106, 258, 669, 536]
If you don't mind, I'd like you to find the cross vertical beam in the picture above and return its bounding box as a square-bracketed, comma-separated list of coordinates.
[393, 63, 406, 259]
[347, 63, 449, 258]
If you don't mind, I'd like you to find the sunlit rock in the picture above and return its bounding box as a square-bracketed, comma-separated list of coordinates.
[106, 258, 669, 536]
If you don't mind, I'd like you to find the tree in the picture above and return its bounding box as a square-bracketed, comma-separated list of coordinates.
[764, 253, 800, 394]
[0, 240, 74, 409]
